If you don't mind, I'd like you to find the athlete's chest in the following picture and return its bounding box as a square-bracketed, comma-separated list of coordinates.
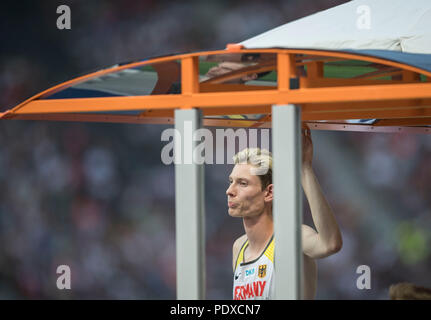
[233, 255, 273, 300]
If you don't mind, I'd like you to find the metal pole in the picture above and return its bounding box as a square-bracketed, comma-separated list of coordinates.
[174, 108, 205, 299]
[272, 104, 303, 299]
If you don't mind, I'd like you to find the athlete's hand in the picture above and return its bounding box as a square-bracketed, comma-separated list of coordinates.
[302, 125, 313, 169]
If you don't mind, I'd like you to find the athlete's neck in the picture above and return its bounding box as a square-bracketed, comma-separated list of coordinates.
[242, 205, 273, 256]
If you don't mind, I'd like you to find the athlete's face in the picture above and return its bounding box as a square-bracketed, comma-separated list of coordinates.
[226, 164, 272, 218]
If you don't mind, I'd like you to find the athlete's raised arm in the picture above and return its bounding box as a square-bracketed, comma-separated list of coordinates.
[301, 128, 343, 259]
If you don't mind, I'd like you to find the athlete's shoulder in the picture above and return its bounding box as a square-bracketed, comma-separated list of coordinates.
[233, 234, 248, 252]
[232, 234, 248, 271]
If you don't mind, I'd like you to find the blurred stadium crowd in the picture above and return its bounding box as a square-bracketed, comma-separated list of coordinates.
[0, 0, 430, 299]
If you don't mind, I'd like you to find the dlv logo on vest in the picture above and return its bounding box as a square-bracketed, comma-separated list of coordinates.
[245, 268, 255, 277]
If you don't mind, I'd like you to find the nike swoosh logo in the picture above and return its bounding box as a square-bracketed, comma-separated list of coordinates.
[235, 273, 241, 280]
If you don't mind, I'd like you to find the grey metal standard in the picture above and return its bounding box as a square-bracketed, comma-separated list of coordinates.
[174, 109, 206, 299]
[272, 104, 303, 299]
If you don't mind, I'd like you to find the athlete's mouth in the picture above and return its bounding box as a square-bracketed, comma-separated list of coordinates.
[228, 202, 238, 208]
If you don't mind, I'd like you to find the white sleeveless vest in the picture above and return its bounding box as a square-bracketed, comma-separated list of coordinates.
[233, 235, 275, 300]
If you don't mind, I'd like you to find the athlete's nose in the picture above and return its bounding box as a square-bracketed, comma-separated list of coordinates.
[226, 183, 235, 197]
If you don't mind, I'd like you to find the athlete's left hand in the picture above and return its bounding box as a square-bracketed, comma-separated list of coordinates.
[302, 125, 313, 169]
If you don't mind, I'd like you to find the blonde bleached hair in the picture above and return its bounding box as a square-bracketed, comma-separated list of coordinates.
[233, 148, 272, 190]
[389, 282, 431, 300]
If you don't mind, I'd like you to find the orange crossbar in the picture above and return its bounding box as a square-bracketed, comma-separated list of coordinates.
[2, 48, 431, 133]
[9, 82, 431, 116]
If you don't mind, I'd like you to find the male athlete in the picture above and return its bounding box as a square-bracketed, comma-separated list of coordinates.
[227, 128, 343, 300]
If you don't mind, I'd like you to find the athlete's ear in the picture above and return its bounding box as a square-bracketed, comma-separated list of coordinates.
[264, 184, 273, 203]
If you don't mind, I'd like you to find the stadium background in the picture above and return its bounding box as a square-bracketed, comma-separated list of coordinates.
[1, 0, 430, 299]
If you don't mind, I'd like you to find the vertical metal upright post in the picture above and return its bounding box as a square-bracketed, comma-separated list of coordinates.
[175, 56, 205, 299]
[272, 52, 302, 300]
[174, 108, 205, 299]
[272, 104, 302, 300]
